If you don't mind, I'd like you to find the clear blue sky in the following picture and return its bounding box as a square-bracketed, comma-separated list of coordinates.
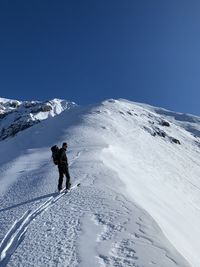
[0, 0, 200, 115]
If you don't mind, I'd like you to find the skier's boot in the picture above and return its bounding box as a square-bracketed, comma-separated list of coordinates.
[58, 186, 62, 192]
[66, 182, 71, 191]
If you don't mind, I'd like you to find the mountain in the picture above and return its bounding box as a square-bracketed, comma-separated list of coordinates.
[0, 98, 200, 267]
[0, 97, 76, 141]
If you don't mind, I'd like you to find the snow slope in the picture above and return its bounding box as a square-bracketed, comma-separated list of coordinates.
[0, 98, 200, 266]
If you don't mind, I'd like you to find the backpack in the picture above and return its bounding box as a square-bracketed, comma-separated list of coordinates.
[51, 145, 60, 165]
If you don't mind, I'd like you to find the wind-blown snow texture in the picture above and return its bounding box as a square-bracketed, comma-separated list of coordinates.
[0, 98, 200, 267]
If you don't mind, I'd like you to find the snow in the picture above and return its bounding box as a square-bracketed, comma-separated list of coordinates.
[0, 98, 200, 266]
[0, 97, 19, 104]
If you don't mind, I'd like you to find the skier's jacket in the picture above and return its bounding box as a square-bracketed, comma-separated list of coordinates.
[58, 147, 68, 166]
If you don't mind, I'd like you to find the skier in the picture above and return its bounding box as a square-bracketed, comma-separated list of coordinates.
[57, 142, 71, 191]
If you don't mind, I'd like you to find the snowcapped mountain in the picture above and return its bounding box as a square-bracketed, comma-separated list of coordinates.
[0, 98, 200, 267]
[0, 97, 76, 141]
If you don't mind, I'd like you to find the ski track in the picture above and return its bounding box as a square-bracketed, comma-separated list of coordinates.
[1, 184, 189, 267]
[0, 184, 79, 266]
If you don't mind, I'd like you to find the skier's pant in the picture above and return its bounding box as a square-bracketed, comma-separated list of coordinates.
[58, 164, 71, 190]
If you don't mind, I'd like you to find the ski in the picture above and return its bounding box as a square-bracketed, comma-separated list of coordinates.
[58, 183, 81, 194]
[65, 183, 81, 194]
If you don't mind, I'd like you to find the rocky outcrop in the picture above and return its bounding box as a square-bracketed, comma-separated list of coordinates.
[171, 138, 181, 145]
[143, 123, 181, 145]
[161, 120, 170, 127]
[0, 119, 40, 140]
[0, 98, 76, 141]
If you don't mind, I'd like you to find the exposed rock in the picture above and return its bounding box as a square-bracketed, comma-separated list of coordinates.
[24, 102, 38, 108]
[161, 120, 170, 127]
[144, 125, 168, 139]
[0, 120, 40, 140]
[108, 99, 116, 103]
[0, 111, 12, 119]
[0, 113, 8, 119]
[41, 104, 52, 112]
[171, 138, 181, 145]
[148, 120, 155, 125]
[9, 101, 20, 108]
[143, 126, 156, 137]
[154, 127, 166, 138]
[32, 104, 53, 113]
[95, 110, 102, 114]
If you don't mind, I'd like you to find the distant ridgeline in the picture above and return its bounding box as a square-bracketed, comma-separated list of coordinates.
[0, 98, 76, 141]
